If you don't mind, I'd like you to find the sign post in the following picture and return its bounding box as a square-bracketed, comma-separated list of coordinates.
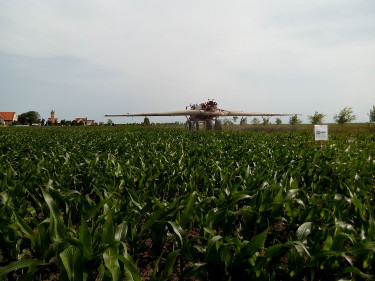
[314, 125, 328, 146]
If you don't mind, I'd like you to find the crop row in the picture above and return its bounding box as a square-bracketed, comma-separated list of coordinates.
[0, 127, 374, 280]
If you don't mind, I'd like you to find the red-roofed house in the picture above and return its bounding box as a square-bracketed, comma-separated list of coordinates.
[0, 112, 17, 126]
[75, 117, 95, 126]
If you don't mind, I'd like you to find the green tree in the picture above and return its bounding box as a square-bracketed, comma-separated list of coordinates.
[275, 118, 282, 125]
[143, 117, 150, 126]
[308, 111, 326, 125]
[239, 117, 247, 125]
[232, 116, 239, 123]
[368, 105, 375, 123]
[333, 107, 356, 124]
[17, 111, 41, 125]
[107, 119, 113, 126]
[262, 117, 270, 125]
[289, 115, 302, 125]
[251, 117, 260, 125]
[222, 118, 233, 126]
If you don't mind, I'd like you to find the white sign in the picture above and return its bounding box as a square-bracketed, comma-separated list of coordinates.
[314, 125, 328, 141]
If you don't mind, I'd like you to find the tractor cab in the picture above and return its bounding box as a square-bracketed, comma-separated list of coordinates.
[189, 100, 218, 111]
[205, 100, 218, 111]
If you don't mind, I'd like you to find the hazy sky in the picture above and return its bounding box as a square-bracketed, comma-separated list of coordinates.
[1, 1, 374, 124]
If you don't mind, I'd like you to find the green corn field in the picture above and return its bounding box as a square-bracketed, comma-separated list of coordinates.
[0, 126, 374, 280]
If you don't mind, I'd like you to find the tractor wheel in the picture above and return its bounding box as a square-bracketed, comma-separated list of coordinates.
[193, 121, 199, 131]
[206, 120, 213, 130]
[185, 120, 192, 130]
[214, 120, 222, 130]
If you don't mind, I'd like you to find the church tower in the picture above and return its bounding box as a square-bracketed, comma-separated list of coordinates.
[48, 110, 58, 124]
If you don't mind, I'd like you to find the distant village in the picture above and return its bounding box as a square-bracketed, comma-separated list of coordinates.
[0, 110, 109, 127]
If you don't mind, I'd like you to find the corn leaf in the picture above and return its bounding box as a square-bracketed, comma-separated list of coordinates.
[12, 210, 37, 246]
[296, 222, 312, 242]
[159, 250, 181, 281]
[0, 259, 47, 278]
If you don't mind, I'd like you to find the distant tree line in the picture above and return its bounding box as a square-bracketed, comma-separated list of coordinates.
[236, 106, 374, 126]
[12, 111, 106, 126]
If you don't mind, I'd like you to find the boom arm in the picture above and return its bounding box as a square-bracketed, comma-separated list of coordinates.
[105, 110, 201, 117]
[105, 110, 298, 117]
[222, 111, 297, 117]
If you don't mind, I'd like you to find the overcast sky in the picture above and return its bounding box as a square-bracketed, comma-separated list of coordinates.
[1, 1, 374, 124]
